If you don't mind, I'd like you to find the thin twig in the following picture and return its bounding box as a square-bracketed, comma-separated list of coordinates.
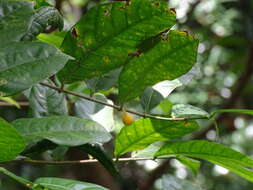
[10, 157, 164, 165]
[0, 101, 29, 106]
[40, 82, 202, 121]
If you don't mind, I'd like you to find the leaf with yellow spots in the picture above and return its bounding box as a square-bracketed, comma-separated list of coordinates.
[58, 0, 176, 83]
[118, 30, 199, 103]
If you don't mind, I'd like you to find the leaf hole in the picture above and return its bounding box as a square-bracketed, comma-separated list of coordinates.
[128, 50, 142, 57]
[103, 9, 110, 17]
[170, 8, 176, 16]
[71, 28, 78, 38]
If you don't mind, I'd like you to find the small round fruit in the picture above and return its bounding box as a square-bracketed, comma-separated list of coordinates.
[122, 112, 134, 125]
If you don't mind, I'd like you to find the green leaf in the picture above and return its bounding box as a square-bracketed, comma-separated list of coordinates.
[119, 30, 198, 102]
[171, 104, 210, 119]
[58, 0, 176, 83]
[22, 6, 64, 41]
[78, 144, 120, 179]
[75, 94, 107, 118]
[12, 116, 111, 146]
[157, 99, 173, 114]
[26, 80, 68, 117]
[0, 1, 34, 44]
[155, 140, 253, 183]
[211, 109, 253, 118]
[65, 81, 90, 101]
[114, 118, 199, 157]
[75, 94, 114, 132]
[141, 87, 164, 113]
[50, 146, 68, 161]
[152, 79, 182, 98]
[0, 41, 71, 96]
[0, 96, 20, 108]
[176, 156, 200, 176]
[34, 0, 51, 9]
[37, 31, 66, 48]
[35, 177, 109, 190]
[0, 119, 25, 162]
[132, 142, 163, 158]
[86, 68, 121, 92]
[162, 175, 203, 190]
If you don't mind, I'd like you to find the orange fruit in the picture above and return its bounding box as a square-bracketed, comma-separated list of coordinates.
[122, 112, 134, 125]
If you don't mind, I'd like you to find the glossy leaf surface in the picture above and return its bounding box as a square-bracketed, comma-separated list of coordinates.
[0, 42, 71, 96]
[12, 116, 111, 146]
[114, 118, 199, 157]
[155, 140, 253, 183]
[27, 80, 68, 117]
[171, 104, 210, 119]
[132, 142, 163, 158]
[0, 119, 25, 162]
[0, 1, 34, 44]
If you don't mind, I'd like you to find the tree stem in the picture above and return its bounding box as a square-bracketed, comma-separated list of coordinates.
[8, 157, 168, 165]
[40, 82, 206, 121]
